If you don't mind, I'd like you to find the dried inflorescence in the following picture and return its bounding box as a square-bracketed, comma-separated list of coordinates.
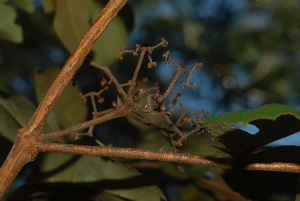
[82, 38, 209, 153]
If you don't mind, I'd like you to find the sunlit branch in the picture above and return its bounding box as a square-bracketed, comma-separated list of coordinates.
[34, 143, 300, 173]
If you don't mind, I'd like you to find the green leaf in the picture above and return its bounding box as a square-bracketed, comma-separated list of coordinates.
[0, 93, 34, 130]
[173, 172, 248, 201]
[39, 153, 166, 201]
[132, 130, 170, 151]
[248, 146, 300, 164]
[34, 68, 88, 129]
[0, 105, 20, 142]
[204, 123, 252, 155]
[204, 103, 300, 127]
[0, 93, 53, 142]
[175, 183, 215, 201]
[23, 182, 133, 201]
[163, 134, 226, 179]
[91, 0, 128, 66]
[53, 0, 128, 64]
[0, 1, 22, 43]
[127, 112, 169, 133]
[53, 0, 92, 53]
[203, 104, 300, 163]
[11, 0, 35, 13]
[42, 0, 54, 13]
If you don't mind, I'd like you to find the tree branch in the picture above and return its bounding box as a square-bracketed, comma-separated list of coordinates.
[0, 0, 128, 197]
[20, 0, 128, 137]
[34, 143, 300, 173]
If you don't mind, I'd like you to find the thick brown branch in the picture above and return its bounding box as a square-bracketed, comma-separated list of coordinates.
[20, 0, 128, 137]
[0, 137, 35, 197]
[35, 142, 225, 166]
[0, 0, 127, 197]
[35, 143, 300, 173]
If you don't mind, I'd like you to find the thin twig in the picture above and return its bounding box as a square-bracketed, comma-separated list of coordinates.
[127, 112, 172, 136]
[90, 61, 127, 98]
[127, 50, 146, 98]
[37, 106, 130, 142]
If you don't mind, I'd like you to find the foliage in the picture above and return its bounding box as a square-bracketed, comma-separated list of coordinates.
[204, 104, 300, 165]
[0, 0, 300, 201]
[0, 0, 23, 43]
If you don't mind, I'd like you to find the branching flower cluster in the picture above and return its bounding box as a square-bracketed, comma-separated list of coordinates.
[81, 38, 210, 153]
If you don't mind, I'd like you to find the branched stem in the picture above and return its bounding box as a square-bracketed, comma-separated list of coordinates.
[19, 0, 128, 137]
[0, 0, 128, 197]
[90, 61, 127, 98]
